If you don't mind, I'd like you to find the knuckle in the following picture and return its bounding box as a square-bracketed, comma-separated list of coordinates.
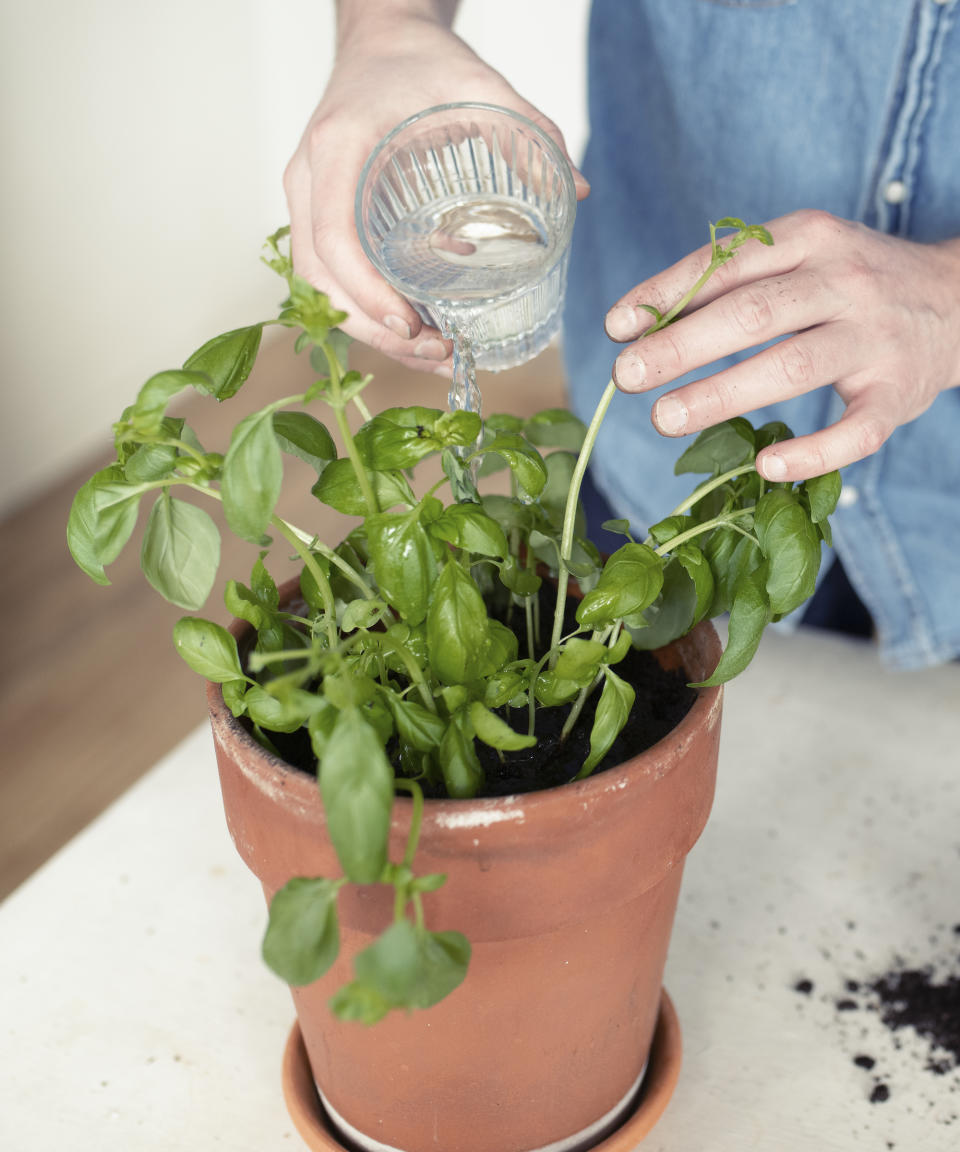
[368, 326, 390, 354]
[794, 207, 838, 242]
[281, 157, 298, 197]
[768, 340, 817, 391]
[833, 254, 876, 302]
[855, 416, 892, 459]
[306, 116, 334, 156]
[726, 286, 776, 336]
[652, 328, 687, 375]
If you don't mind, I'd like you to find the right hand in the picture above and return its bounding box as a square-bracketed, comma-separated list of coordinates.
[284, 11, 589, 376]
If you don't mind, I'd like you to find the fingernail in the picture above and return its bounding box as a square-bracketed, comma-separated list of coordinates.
[653, 395, 687, 435]
[414, 338, 449, 361]
[614, 350, 647, 390]
[384, 314, 412, 340]
[606, 305, 641, 341]
[761, 453, 787, 481]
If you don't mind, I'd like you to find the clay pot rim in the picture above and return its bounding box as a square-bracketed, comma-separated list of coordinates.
[206, 578, 722, 839]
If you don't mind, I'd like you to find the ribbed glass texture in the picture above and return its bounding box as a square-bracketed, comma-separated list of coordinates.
[357, 103, 576, 371]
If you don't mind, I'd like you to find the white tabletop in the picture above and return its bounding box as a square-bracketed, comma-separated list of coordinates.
[2, 626, 959, 1152]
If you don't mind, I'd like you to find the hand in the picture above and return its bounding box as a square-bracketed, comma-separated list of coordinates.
[284, 8, 588, 376]
[605, 209, 960, 481]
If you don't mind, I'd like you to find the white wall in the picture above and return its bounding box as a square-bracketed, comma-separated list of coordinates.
[0, 0, 588, 517]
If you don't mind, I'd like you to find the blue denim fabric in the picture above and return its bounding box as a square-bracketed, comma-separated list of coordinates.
[563, 0, 960, 667]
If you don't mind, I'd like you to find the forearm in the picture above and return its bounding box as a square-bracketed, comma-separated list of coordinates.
[336, 0, 459, 50]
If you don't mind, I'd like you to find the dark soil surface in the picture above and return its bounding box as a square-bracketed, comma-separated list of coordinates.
[470, 643, 695, 796]
[259, 584, 697, 798]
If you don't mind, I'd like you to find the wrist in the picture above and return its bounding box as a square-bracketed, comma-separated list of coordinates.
[335, 0, 458, 52]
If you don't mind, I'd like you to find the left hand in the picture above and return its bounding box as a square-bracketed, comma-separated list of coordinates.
[605, 209, 960, 481]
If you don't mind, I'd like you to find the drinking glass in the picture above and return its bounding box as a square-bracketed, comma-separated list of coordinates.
[356, 102, 577, 371]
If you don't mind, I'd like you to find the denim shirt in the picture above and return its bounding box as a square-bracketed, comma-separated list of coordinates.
[562, 0, 960, 667]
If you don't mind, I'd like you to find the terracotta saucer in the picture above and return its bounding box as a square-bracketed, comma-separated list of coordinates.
[281, 990, 683, 1152]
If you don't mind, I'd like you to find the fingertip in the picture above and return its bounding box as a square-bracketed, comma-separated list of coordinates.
[605, 305, 642, 342]
[757, 450, 788, 482]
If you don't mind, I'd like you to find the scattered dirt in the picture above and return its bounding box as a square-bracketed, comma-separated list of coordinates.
[791, 927, 960, 1135]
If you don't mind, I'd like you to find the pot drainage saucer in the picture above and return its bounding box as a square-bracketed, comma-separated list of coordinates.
[281, 989, 682, 1152]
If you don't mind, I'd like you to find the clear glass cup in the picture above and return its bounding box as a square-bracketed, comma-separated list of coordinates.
[356, 102, 577, 371]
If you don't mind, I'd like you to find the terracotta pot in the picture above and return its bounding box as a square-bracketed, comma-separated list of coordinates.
[207, 588, 722, 1152]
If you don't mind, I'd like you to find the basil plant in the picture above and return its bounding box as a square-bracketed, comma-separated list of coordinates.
[68, 222, 840, 1023]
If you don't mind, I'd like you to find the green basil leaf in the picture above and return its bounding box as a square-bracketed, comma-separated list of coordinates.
[693, 563, 772, 687]
[538, 451, 582, 530]
[310, 328, 352, 377]
[273, 411, 336, 473]
[629, 554, 697, 650]
[222, 406, 283, 542]
[278, 275, 347, 343]
[484, 412, 524, 435]
[329, 979, 392, 1026]
[320, 709, 394, 884]
[553, 638, 608, 686]
[262, 876, 340, 987]
[468, 701, 537, 751]
[66, 465, 124, 584]
[172, 616, 244, 682]
[647, 515, 687, 547]
[432, 410, 482, 449]
[299, 553, 333, 614]
[355, 409, 445, 470]
[130, 370, 211, 436]
[480, 433, 547, 498]
[802, 467, 838, 548]
[754, 421, 794, 452]
[367, 511, 439, 626]
[705, 528, 762, 617]
[674, 419, 755, 476]
[600, 518, 633, 539]
[534, 668, 581, 706]
[312, 458, 413, 515]
[353, 919, 470, 1012]
[382, 695, 446, 754]
[124, 442, 178, 482]
[429, 504, 508, 558]
[523, 408, 587, 452]
[498, 554, 541, 597]
[439, 715, 484, 798]
[140, 493, 220, 609]
[576, 543, 664, 630]
[426, 562, 491, 685]
[483, 619, 519, 675]
[84, 477, 154, 567]
[442, 448, 482, 503]
[754, 490, 821, 616]
[481, 494, 535, 534]
[576, 667, 636, 778]
[222, 678, 248, 718]
[483, 666, 531, 709]
[242, 684, 308, 733]
[183, 324, 263, 401]
[307, 700, 338, 761]
[674, 543, 715, 625]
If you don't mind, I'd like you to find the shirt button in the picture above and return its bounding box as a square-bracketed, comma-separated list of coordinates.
[838, 486, 859, 509]
[884, 179, 908, 204]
